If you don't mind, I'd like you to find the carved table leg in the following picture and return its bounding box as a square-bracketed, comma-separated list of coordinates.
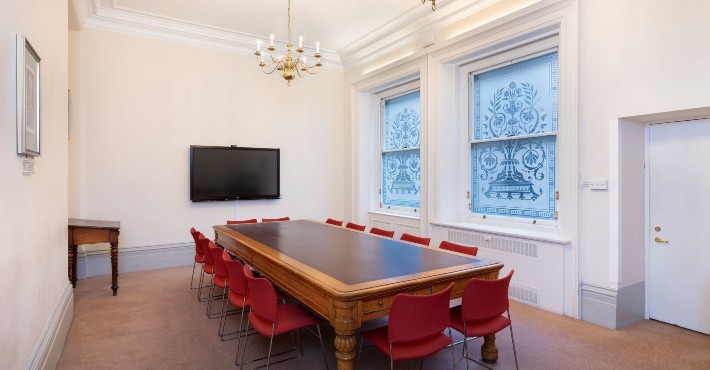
[71, 245, 78, 288]
[334, 330, 357, 370]
[110, 242, 119, 296]
[481, 333, 498, 363]
[67, 244, 73, 284]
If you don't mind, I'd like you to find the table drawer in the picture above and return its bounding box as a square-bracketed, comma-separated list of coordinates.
[363, 287, 433, 316]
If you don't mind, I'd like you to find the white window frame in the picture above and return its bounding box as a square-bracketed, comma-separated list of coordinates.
[374, 80, 422, 215]
[458, 36, 561, 232]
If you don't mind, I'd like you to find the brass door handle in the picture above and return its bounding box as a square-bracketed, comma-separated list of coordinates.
[654, 236, 669, 244]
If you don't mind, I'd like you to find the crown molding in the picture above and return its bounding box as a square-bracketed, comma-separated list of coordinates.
[338, 0, 505, 70]
[74, 0, 342, 70]
[73, 0, 527, 73]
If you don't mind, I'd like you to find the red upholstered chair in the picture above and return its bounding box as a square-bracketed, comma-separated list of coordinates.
[189, 227, 204, 289]
[197, 234, 215, 302]
[206, 241, 229, 319]
[400, 233, 431, 246]
[439, 240, 479, 256]
[227, 219, 258, 225]
[450, 270, 518, 370]
[221, 252, 251, 342]
[237, 265, 329, 369]
[369, 227, 395, 238]
[262, 217, 290, 222]
[345, 222, 366, 232]
[357, 283, 455, 370]
[325, 218, 344, 226]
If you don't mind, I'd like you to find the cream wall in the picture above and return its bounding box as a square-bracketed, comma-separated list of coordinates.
[68, 28, 345, 250]
[579, 0, 710, 288]
[0, 0, 69, 369]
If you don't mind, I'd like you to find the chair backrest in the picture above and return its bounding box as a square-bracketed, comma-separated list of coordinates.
[227, 219, 258, 225]
[262, 217, 290, 222]
[243, 265, 278, 323]
[369, 227, 395, 238]
[198, 235, 215, 265]
[345, 222, 366, 232]
[461, 270, 514, 322]
[439, 240, 478, 256]
[388, 283, 453, 343]
[223, 252, 247, 296]
[325, 218, 344, 226]
[207, 241, 228, 278]
[400, 233, 431, 246]
[190, 227, 203, 255]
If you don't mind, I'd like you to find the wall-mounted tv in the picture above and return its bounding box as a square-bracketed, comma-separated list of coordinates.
[190, 145, 280, 202]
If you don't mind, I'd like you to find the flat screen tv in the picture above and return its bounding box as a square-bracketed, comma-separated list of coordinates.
[190, 145, 280, 201]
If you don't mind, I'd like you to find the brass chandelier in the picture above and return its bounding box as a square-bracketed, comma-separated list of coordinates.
[254, 0, 321, 86]
[422, 0, 436, 11]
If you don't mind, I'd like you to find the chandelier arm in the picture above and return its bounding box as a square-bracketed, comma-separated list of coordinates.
[261, 63, 282, 75]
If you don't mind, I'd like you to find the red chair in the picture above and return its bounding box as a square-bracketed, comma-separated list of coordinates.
[325, 218, 344, 226]
[357, 283, 455, 370]
[345, 222, 366, 232]
[450, 270, 518, 370]
[262, 217, 290, 222]
[227, 219, 258, 225]
[206, 241, 229, 319]
[197, 234, 215, 302]
[369, 227, 395, 238]
[189, 227, 204, 289]
[439, 240, 478, 256]
[238, 265, 329, 369]
[400, 233, 431, 246]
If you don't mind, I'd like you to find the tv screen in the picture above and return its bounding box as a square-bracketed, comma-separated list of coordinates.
[190, 146, 280, 201]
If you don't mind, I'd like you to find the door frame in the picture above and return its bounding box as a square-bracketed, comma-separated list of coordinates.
[610, 106, 710, 324]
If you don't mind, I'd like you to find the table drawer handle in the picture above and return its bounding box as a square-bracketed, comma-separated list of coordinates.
[377, 300, 384, 306]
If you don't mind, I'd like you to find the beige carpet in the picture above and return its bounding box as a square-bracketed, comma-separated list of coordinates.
[57, 266, 710, 370]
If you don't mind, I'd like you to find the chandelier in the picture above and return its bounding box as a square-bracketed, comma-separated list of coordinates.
[254, 0, 321, 86]
[422, 0, 436, 11]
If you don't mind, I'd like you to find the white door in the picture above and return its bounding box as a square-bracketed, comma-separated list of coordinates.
[649, 118, 710, 335]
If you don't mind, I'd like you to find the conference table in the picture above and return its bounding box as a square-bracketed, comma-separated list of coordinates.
[213, 220, 504, 370]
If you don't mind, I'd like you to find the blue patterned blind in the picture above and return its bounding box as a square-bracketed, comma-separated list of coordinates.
[382, 90, 421, 209]
[470, 52, 557, 219]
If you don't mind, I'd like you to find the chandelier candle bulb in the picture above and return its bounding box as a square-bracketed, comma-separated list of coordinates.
[256, 39, 261, 52]
[269, 34, 274, 47]
[299, 35, 303, 48]
[316, 41, 320, 54]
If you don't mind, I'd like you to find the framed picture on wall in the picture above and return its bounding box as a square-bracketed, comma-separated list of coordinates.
[16, 34, 41, 156]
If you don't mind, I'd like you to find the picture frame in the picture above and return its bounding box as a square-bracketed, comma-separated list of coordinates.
[16, 34, 41, 156]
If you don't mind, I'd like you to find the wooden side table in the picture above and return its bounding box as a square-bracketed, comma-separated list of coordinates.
[68, 218, 121, 296]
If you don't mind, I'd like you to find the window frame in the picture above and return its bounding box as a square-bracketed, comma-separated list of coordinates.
[459, 37, 560, 230]
[374, 80, 422, 215]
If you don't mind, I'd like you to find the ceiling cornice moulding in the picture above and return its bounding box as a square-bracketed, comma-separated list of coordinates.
[74, 0, 342, 70]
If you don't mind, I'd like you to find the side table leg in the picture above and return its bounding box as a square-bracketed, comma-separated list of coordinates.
[481, 333, 498, 363]
[110, 243, 119, 296]
[71, 245, 78, 288]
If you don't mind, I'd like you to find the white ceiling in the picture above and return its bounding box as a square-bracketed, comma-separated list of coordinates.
[70, 0, 530, 69]
[110, 0, 426, 52]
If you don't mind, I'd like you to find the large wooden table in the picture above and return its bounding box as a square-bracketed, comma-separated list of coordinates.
[68, 218, 121, 296]
[214, 220, 503, 370]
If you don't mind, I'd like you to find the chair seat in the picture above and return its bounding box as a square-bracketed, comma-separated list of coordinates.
[249, 304, 320, 337]
[214, 275, 228, 289]
[203, 263, 214, 275]
[360, 326, 452, 361]
[194, 254, 204, 263]
[228, 291, 251, 309]
[450, 305, 511, 337]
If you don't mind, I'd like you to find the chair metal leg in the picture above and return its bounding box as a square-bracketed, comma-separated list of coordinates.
[448, 328, 456, 370]
[190, 261, 198, 289]
[463, 323, 470, 370]
[206, 279, 215, 317]
[316, 324, 329, 370]
[356, 335, 364, 369]
[509, 310, 519, 370]
[389, 342, 394, 370]
[196, 266, 205, 301]
[219, 289, 229, 338]
[266, 324, 276, 370]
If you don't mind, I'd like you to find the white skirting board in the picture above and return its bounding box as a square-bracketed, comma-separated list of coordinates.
[25, 283, 73, 370]
[76, 242, 194, 279]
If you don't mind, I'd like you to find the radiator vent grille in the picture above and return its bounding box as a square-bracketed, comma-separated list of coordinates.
[447, 230, 538, 258]
[509, 283, 539, 306]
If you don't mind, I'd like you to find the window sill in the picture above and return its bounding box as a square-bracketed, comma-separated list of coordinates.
[430, 221, 570, 245]
[369, 210, 421, 221]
